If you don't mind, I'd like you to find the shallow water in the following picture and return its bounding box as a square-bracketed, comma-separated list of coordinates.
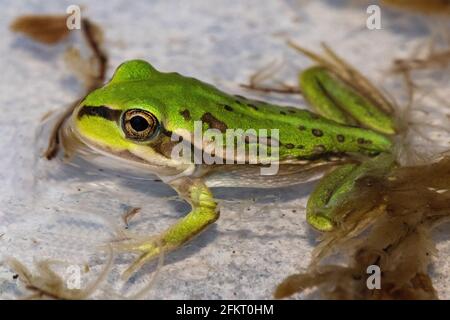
[1, 0, 449, 299]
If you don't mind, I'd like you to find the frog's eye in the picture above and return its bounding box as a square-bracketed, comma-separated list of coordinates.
[122, 109, 159, 141]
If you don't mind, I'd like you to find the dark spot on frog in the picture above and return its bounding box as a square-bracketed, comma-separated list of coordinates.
[179, 109, 191, 121]
[337, 134, 345, 142]
[12, 274, 19, 280]
[297, 145, 305, 149]
[201, 112, 228, 133]
[285, 143, 294, 149]
[223, 104, 234, 112]
[288, 109, 296, 114]
[312, 129, 323, 137]
[298, 125, 306, 131]
[310, 113, 320, 119]
[357, 138, 372, 144]
[280, 111, 286, 115]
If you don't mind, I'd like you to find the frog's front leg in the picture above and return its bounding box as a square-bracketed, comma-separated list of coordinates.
[116, 177, 219, 279]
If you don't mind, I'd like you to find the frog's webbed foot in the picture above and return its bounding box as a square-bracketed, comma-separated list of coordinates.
[306, 154, 395, 232]
[112, 235, 164, 280]
[112, 177, 219, 280]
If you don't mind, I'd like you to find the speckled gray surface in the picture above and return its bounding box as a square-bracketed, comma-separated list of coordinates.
[0, 0, 449, 299]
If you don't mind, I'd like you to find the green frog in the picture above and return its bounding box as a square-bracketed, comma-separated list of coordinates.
[65, 55, 396, 278]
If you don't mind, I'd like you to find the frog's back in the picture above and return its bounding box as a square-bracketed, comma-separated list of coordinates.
[150, 72, 392, 161]
[96, 60, 392, 161]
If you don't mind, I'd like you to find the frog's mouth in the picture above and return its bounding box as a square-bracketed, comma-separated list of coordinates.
[59, 116, 192, 179]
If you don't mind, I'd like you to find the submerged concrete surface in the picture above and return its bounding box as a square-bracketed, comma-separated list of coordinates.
[0, 0, 449, 299]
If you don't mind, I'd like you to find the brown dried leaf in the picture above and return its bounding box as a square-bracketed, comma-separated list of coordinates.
[10, 15, 71, 45]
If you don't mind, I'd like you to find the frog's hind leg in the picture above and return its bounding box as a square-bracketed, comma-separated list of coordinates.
[295, 47, 398, 232]
[289, 41, 396, 116]
[306, 153, 395, 232]
[299, 66, 396, 135]
[301, 66, 397, 231]
[112, 177, 219, 280]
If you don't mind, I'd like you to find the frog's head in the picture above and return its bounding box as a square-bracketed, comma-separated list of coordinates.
[70, 60, 193, 177]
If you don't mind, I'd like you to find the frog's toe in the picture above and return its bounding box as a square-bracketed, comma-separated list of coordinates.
[110, 236, 164, 280]
[122, 246, 162, 281]
[306, 211, 335, 232]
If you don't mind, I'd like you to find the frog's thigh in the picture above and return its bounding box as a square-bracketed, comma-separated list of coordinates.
[299, 66, 354, 125]
[300, 66, 395, 135]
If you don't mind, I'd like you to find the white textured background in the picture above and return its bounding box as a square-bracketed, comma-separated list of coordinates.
[1, 0, 449, 299]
